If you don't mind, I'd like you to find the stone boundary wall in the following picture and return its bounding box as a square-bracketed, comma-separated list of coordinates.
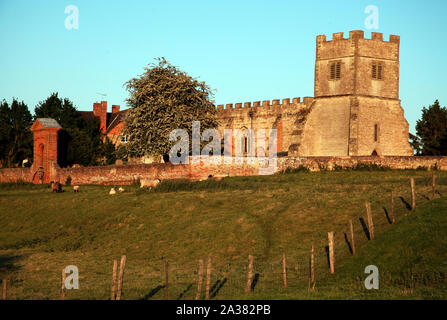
[56, 159, 263, 186]
[0, 167, 33, 183]
[1, 156, 446, 185]
[277, 156, 447, 172]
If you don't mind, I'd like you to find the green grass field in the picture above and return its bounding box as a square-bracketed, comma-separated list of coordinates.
[0, 169, 446, 299]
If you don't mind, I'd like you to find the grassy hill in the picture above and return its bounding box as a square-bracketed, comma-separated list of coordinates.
[0, 170, 446, 299]
[265, 196, 447, 299]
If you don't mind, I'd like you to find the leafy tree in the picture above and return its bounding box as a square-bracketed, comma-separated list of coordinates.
[0, 100, 11, 165]
[409, 133, 422, 156]
[0, 99, 33, 167]
[122, 57, 219, 158]
[115, 144, 129, 162]
[101, 137, 117, 165]
[34, 92, 84, 129]
[65, 128, 96, 166]
[413, 100, 447, 155]
[64, 118, 105, 167]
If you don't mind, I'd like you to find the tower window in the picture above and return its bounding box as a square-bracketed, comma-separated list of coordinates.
[374, 124, 378, 142]
[330, 61, 341, 80]
[372, 62, 383, 79]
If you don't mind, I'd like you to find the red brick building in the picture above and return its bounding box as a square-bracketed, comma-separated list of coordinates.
[30, 118, 62, 183]
[79, 101, 128, 146]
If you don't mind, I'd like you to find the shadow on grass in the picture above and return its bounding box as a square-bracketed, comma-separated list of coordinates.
[359, 217, 371, 240]
[399, 196, 412, 211]
[417, 192, 430, 201]
[251, 273, 260, 292]
[142, 285, 165, 300]
[210, 278, 227, 298]
[0, 254, 23, 276]
[177, 283, 193, 300]
[383, 207, 393, 224]
[343, 232, 354, 255]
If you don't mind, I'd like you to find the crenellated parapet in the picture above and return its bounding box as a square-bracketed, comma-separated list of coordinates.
[316, 30, 400, 62]
[216, 96, 314, 115]
[316, 30, 400, 44]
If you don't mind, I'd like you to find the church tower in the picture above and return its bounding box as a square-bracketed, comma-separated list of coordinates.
[299, 30, 412, 156]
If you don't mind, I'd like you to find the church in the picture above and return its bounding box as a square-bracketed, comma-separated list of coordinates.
[82, 30, 413, 158]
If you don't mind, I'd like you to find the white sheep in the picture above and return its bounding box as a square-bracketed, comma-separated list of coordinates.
[73, 185, 80, 193]
[109, 187, 116, 195]
[140, 179, 161, 188]
[118, 187, 125, 192]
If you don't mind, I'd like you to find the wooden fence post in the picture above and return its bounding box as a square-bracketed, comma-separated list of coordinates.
[432, 173, 436, 199]
[349, 219, 356, 255]
[366, 201, 375, 239]
[60, 268, 66, 300]
[410, 177, 416, 210]
[328, 232, 335, 274]
[110, 259, 118, 300]
[245, 255, 254, 294]
[282, 253, 287, 288]
[391, 191, 395, 223]
[165, 260, 169, 300]
[309, 245, 314, 288]
[116, 255, 127, 300]
[195, 259, 204, 300]
[205, 257, 211, 300]
[2, 279, 7, 300]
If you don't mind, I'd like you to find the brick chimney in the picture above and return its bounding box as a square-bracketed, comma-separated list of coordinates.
[93, 102, 101, 117]
[112, 105, 120, 114]
[93, 101, 107, 134]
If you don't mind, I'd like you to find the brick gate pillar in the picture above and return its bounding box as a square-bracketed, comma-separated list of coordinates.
[30, 118, 62, 184]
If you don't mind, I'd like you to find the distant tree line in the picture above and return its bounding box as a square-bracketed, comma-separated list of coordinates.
[0, 93, 116, 168]
[0, 99, 33, 167]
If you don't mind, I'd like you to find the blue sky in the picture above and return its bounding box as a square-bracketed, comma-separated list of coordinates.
[1, 0, 446, 133]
